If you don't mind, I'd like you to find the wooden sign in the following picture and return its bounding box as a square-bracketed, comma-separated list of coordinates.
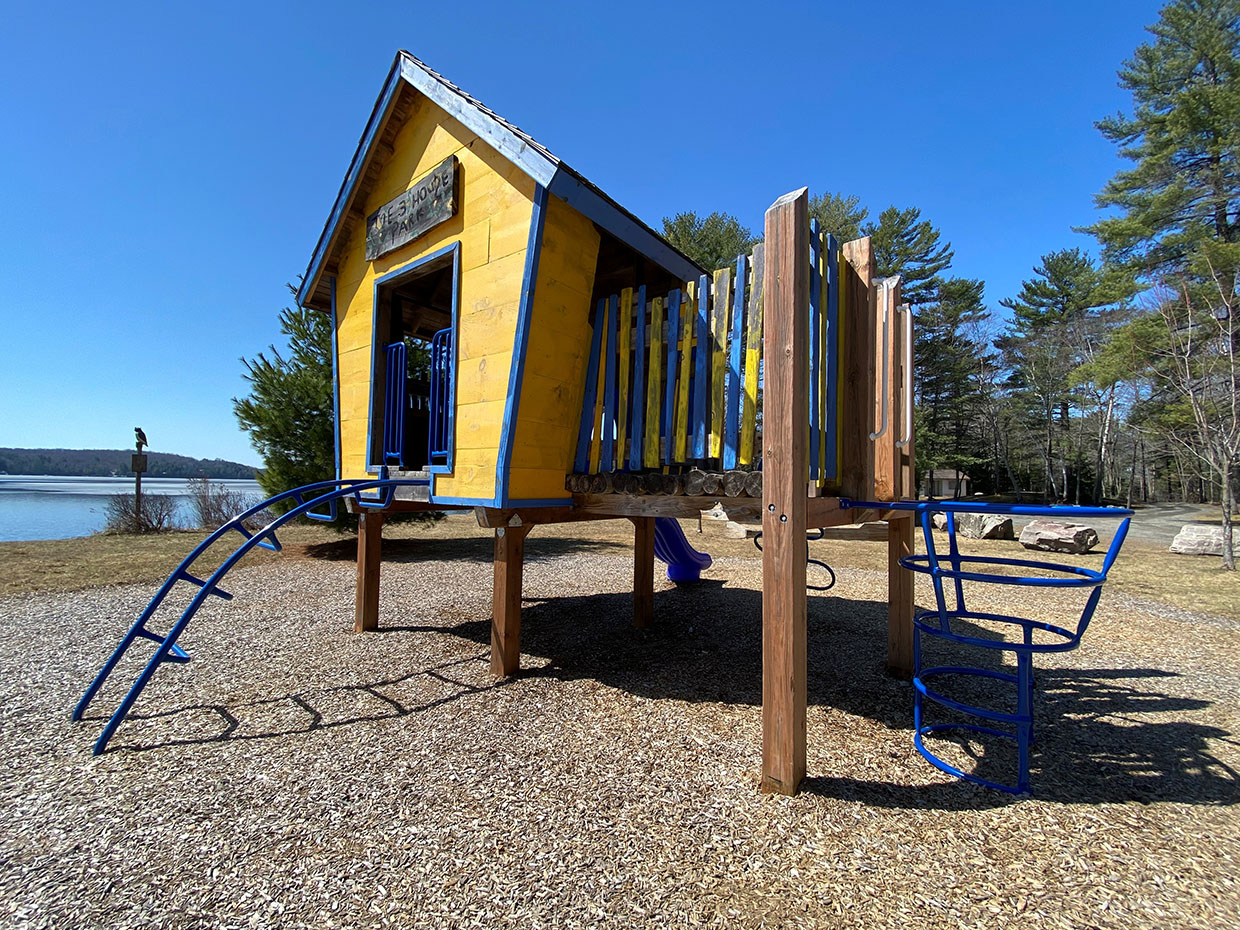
[131, 454, 148, 473]
[365, 155, 458, 260]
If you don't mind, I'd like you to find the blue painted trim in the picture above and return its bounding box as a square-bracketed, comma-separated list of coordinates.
[496, 183, 548, 507]
[399, 54, 559, 188]
[329, 276, 342, 481]
[546, 172, 704, 284]
[809, 221, 822, 481]
[298, 59, 404, 308]
[662, 288, 682, 465]
[691, 275, 710, 460]
[574, 298, 606, 473]
[629, 285, 647, 471]
[825, 234, 839, 481]
[723, 253, 747, 470]
[601, 295, 618, 471]
[366, 242, 462, 474]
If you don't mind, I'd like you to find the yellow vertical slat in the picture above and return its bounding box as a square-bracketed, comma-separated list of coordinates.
[617, 287, 632, 467]
[643, 296, 664, 469]
[673, 281, 695, 462]
[589, 297, 608, 473]
[739, 245, 764, 465]
[709, 267, 729, 459]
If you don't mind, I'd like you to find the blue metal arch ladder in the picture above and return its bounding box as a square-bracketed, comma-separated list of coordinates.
[72, 478, 426, 755]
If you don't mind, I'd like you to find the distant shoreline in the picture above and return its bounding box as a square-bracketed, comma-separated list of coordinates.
[0, 448, 260, 480]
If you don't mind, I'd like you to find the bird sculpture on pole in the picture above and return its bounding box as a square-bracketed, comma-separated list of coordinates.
[134, 427, 148, 451]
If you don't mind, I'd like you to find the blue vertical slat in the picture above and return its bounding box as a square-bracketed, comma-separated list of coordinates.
[723, 253, 748, 470]
[601, 294, 619, 471]
[825, 234, 840, 480]
[691, 274, 710, 459]
[662, 288, 682, 465]
[808, 221, 822, 481]
[573, 299, 607, 473]
[629, 285, 647, 471]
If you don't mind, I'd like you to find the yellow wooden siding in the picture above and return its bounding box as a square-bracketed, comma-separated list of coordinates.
[331, 92, 536, 501]
[507, 194, 601, 500]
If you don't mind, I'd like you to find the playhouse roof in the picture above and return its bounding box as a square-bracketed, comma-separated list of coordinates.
[297, 51, 705, 311]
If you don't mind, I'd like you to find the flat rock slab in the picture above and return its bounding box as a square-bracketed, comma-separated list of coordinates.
[1169, 523, 1240, 556]
[1019, 520, 1099, 554]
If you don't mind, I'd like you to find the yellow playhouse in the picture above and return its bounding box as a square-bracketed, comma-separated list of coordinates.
[296, 51, 706, 507]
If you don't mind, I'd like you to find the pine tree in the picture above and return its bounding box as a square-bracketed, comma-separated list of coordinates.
[997, 250, 1110, 501]
[809, 191, 868, 242]
[233, 291, 336, 509]
[661, 211, 757, 271]
[1086, 0, 1240, 291]
[864, 206, 954, 306]
[913, 277, 991, 490]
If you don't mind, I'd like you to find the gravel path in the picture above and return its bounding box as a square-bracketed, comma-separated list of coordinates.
[2, 541, 1238, 929]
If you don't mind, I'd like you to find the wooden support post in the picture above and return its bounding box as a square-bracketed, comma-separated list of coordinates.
[840, 237, 876, 501]
[354, 512, 385, 632]
[632, 517, 655, 629]
[491, 524, 529, 676]
[760, 188, 810, 796]
[887, 515, 915, 678]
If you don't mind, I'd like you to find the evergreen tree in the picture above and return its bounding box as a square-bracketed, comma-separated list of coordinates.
[809, 191, 868, 242]
[233, 290, 336, 509]
[1086, 0, 1240, 291]
[997, 250, 1110, 500]
[864, 206, 954, 306]
[661, 211, 757, 271]
[913, 277, 991, 489]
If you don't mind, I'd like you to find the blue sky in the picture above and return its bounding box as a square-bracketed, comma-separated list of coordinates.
[0, 0, 1162, 466]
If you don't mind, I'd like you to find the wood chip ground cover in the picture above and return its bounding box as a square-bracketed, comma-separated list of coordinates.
[1, 519, 1237, 928]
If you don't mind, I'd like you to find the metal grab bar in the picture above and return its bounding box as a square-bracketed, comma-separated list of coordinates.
[896, 302, 913, 449]
[869, 276, 900, 441]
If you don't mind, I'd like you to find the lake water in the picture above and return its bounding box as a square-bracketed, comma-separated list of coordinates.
[0, 476, 265, 542]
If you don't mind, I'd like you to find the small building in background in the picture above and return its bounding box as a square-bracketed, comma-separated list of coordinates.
[923, 469, 971, 499]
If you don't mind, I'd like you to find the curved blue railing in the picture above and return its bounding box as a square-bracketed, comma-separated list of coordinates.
[842, 498, 1133, 793]
[73, 478, 426, 755]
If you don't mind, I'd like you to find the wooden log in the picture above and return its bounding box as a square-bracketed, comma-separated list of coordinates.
[632, 516, 655, 629]
[723, 470, 748, 497]
[888, 516, 915, 678]
[664, 473, 685, 496]
[701, 472, 723, 496]
[642, 472, 666, 495]
[572, 493, 763, 521]
[589, 473, 609, 494]
[760, 188, 809, 797]
[354, 512, 384, 633]
[491, 525, 529, 676]
[684, 469, 708, 497]
[744, 470, 763, 498]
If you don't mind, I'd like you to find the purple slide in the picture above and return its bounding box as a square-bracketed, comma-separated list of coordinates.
[653, 517, 713, 583]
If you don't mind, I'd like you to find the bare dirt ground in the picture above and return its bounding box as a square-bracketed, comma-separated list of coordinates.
[1, 514, 1238, 928]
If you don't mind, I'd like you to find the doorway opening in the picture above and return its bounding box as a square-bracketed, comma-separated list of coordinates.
[369, 247, 457, 472]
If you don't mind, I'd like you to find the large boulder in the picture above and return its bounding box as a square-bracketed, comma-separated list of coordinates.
[1169, 524, 1240, 556]
[930, 511, 1014, 539]
[955, 513, 1015, 540]
[1019, 520, 1099, 554]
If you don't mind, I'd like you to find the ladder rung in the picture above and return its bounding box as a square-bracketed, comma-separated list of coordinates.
[133, 629, 191, 662]
[231, 523, 281, 551]
[177, 572, 233, 600]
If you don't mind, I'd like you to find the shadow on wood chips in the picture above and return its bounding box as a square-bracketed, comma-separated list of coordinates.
[114, 578, 1238, 809]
